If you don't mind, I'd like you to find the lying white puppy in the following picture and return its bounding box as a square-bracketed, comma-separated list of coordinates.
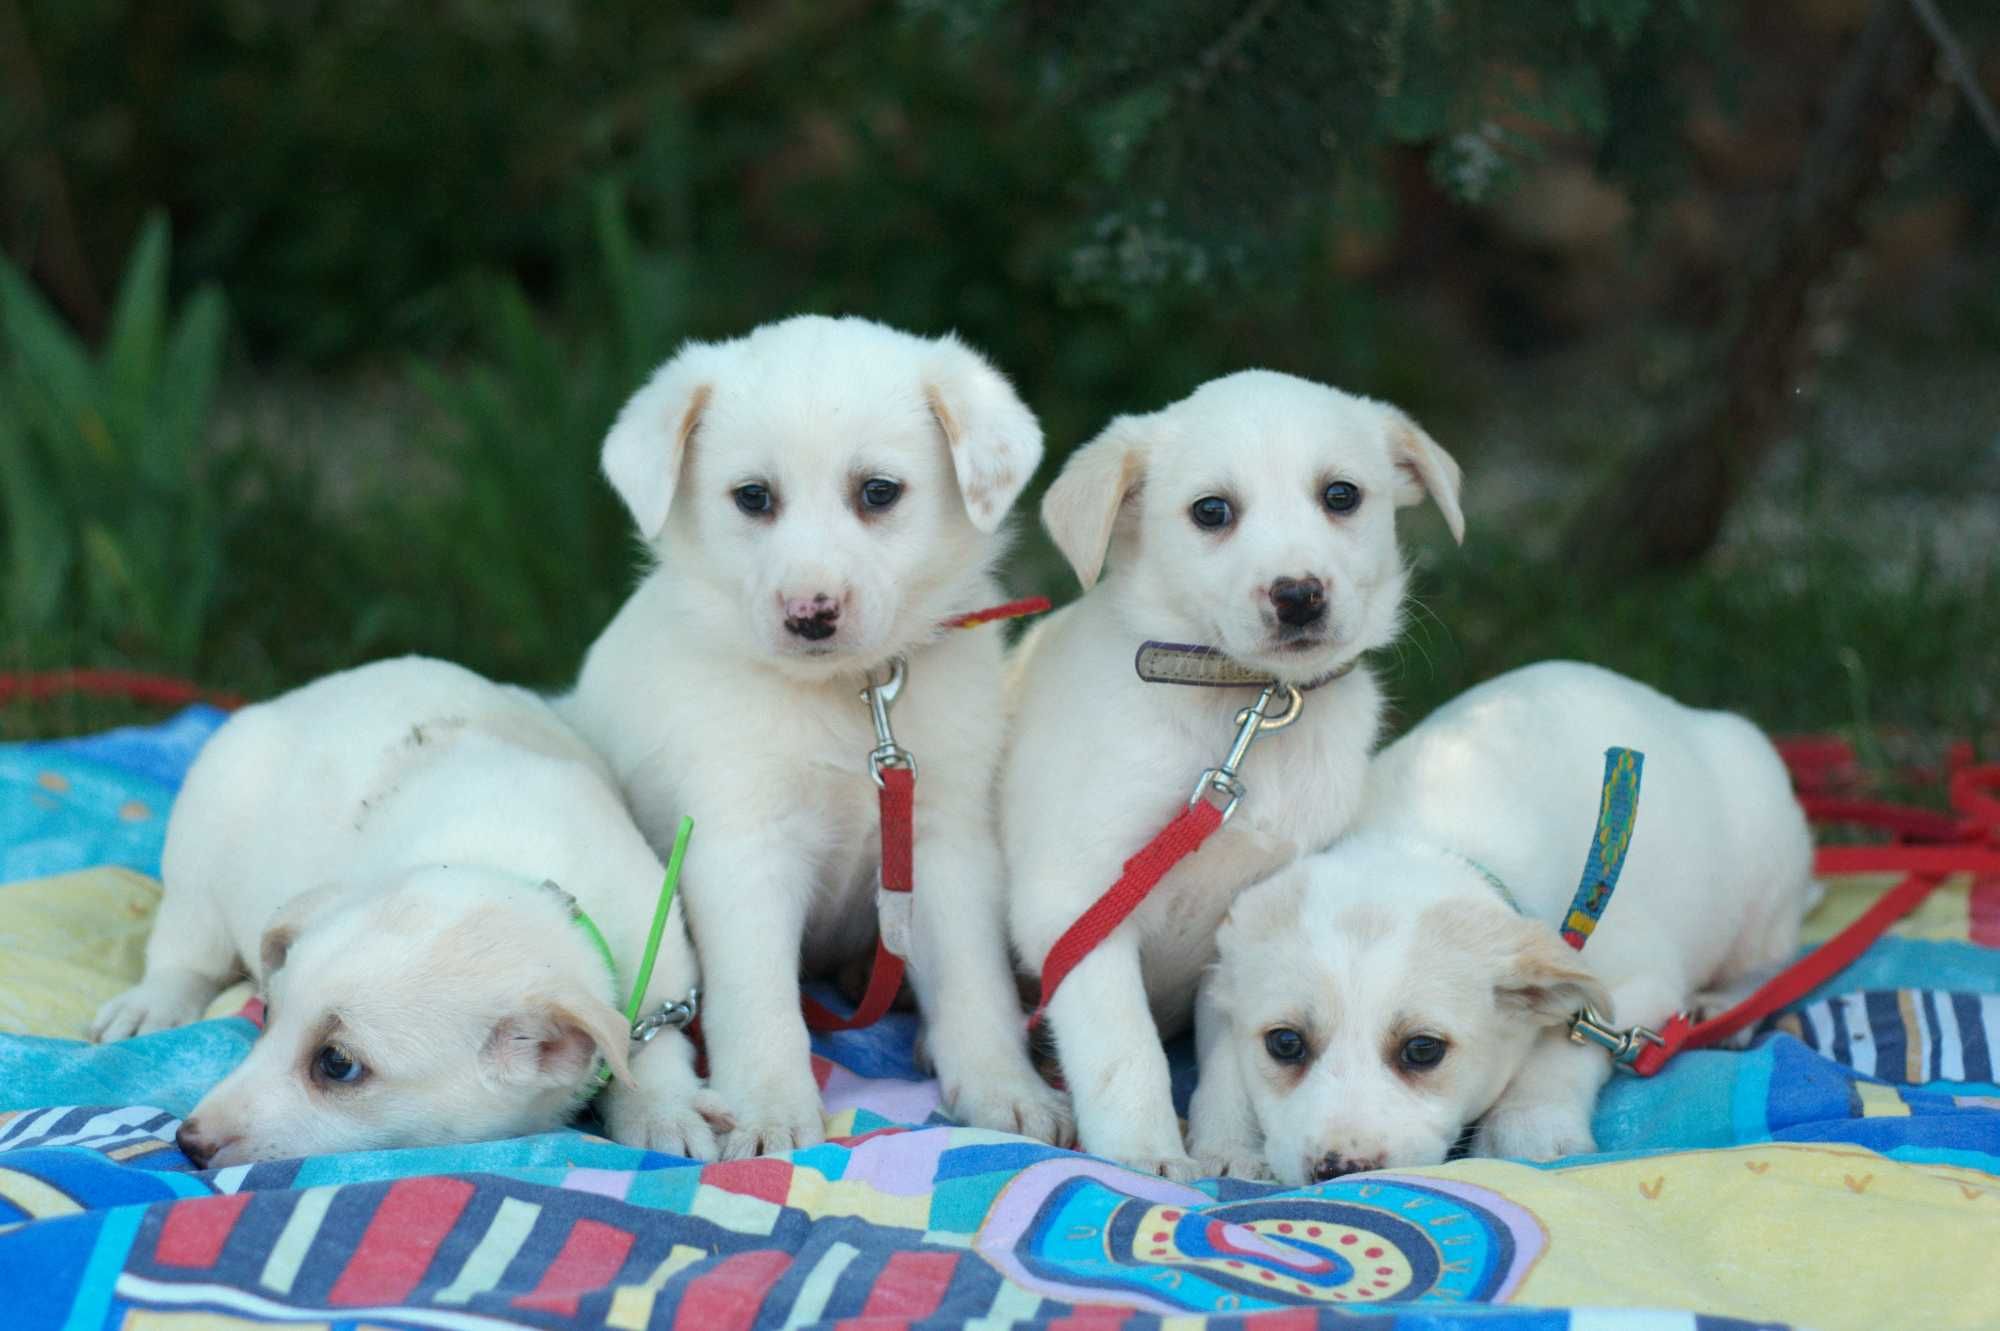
[562, 315, 1070, 1157]
[1190, 660, 1814, 1184]
[999, 370, 1464, 1178]
[92, 656, 719, 1168]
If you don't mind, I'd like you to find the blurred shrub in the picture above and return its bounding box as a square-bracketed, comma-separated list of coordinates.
[6, 1, 703, 361]
[1, 0, 1720, 372]
[0, 212, 226, 667]
[975, 0, 1728, 309]
[387, 188, 694, 686]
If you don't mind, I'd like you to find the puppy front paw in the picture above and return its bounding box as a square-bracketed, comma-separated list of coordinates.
[1111, 1153, 1203, 1183]
[1192, 1144, 1273, 1181]
[1084, 1116, 1201, 1181]
[602, 1085, 736, 1162]
[1474, 1104, 1596, 1162]
[90, 973, 213, 1042]
[945, 1073, 1076, 1148]
[717, 1080, 825, 1160]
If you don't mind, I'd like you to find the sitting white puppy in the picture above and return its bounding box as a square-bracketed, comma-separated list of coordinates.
[561, 315, 1070, 1157]
[999, 370, 1464, 1178]
[92, 656, 720, 1168]
[1190, 660, 1814, 1185]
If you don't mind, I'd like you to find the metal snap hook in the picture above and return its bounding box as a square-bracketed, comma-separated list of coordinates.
[1235, 684, 1304, 733]
[861, 656, 916, 787]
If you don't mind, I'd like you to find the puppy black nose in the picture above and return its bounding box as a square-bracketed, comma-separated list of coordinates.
[1269, 577, 1327, 628]
[783, 594, 841, 640]
[176, 1119, 215, 1168]
[1311, 1151, 1381, 1181]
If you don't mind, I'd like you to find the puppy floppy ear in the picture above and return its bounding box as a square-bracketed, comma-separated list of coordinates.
[601, 342, 724, 539]
[1210, 869, 1307, 1009]
[1041, 414, 1154, 589]
[256, 883, 347, 982]
[1383, 407, 1465, 545]
[1219, 868, 1308, 952]
[924, 335, 1044, 532]
[484, 996, 634, 1090]
[1494, 921, 1612, 1026]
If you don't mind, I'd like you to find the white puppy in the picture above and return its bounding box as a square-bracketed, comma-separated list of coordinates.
[1191, 661, 1814, 1185]
[92, 656, 720, 1168]
[561, 315, 1070, 1158]
[999, 370, 1464, 1177]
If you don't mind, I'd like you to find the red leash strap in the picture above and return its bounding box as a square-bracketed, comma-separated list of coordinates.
[941, 596, 1051, 630]
[1631, 871, 1946, 1074]
[803, 765, 915, 1031]
[1629, 755, 2000, 1077]
[1029, 679, 1302, 1028]
[1031, 799, 1226, 1028]
[0, 669, 244, 711]
[804, 597, 1047, 1033]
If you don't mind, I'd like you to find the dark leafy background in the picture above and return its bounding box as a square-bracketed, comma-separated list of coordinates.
[2, 0, 1995, 769]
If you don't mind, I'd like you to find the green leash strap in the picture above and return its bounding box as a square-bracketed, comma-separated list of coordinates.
[626, 815, 693, 1026]
[560, 815, 695, 1094]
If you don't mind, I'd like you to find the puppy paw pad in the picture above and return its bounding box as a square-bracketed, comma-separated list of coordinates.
[1195, 1151, 1273, 1181]
[719, 1114, 824, 1160]
[1477, 1107, 1596, 1162]
[1117, 1154, 1202, 1183]
[949, 1082, 1076, 1147]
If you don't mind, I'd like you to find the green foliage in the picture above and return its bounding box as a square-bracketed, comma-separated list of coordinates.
[1, 0, 1993, 757]
[7, 2, 708, 363]
[973, 0, 1724, 307]
[384, 188, 694, 686]
[4, 0, 1733, 362]
[0, 212, 227, 668]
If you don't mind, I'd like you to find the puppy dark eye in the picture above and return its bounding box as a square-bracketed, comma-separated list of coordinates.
[1399, 1035, 1448, 1070]
[315, 1045, 366, 1085]
[1323, 482, 1361, 514]
[859, 477, 902, 512]
[1264, 1027, 1308, 1064]
[1190, 496, 1234, 530]
[734, 483, 774, 516]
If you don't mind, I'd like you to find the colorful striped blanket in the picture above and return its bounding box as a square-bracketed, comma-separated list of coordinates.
[3, 707, 1998, 1330]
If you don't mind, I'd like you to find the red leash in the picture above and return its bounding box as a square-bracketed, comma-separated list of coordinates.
[802, 764, 917, 1030]
[1033, 800, 1226, 1024]
[1630, 751, 2000, 1076]
[1030, 676, 1305, 1028]
[939, 598, 1052, 631]
[802, 596, 1049, 1032]
[0, 669, 244, 712]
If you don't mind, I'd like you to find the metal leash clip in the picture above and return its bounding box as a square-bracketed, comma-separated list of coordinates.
[861, 656, 916, 787]
[1568, 1005, 1664, 1072]
[1187, 682, 1304, 824]
[631, 987, 701, 1045]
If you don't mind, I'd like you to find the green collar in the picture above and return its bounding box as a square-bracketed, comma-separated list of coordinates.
[1417, 841, 1524, 916]
[1454, 851, 1524, 916]
[547, 814, 697, 1092]
[567, 905, 621, 999]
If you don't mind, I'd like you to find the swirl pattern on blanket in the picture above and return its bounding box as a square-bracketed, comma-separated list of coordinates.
[974, 1157, 1541, 1313]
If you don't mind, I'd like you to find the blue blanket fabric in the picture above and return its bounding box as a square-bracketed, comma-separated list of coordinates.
[0, 704, 226, 883]
[2, 706, 1997, 1331]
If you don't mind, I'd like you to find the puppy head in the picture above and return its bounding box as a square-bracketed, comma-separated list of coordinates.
[600, 315, 1043, 677]
[1043, 371, 1461, 685]
[178, 867, 630, 1168]
[1210, 843, 1606, 1185]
